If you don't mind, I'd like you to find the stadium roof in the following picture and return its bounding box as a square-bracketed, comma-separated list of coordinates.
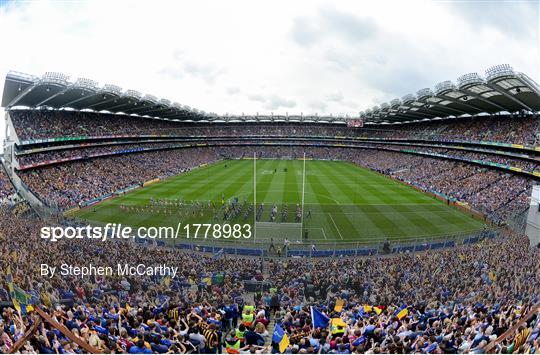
[1, 64, 539, 125]
[361, 64, 540, 124]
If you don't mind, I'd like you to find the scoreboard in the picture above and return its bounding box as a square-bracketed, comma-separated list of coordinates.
[347, 119, 364, 128]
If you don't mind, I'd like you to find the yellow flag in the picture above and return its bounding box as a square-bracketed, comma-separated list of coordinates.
[363, 305, 373, 313]
[13, 300, 22, 312]
[514, 327, 531, 351]
[279, 333, 290, 353]
[332, 318, 347, 328]
[163, 276, 171, 287]
[488, 271, 497, 282]
[41, 292, 52, 308]
[397, 307, 408, 320]
[334, 299, 345, 312]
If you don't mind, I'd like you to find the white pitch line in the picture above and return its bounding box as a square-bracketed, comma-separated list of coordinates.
[320, 227, 327, 240]
[329, 214, 343, 240]
[305, 227, 326, 240]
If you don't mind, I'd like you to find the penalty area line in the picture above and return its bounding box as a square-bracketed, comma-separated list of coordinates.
[305, 227, 327, 240]
[329, 214, 343, 240]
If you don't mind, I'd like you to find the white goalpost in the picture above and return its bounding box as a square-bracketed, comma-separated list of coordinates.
[300, 152, 306, 240]
[253, 151, 257, 241]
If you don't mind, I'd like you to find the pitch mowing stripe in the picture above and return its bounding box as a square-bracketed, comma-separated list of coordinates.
[129, 160, 229, 201]
[306, 164, 359, 240]
[329, 214, 343, 239]
[313, 161, 361, 205]
[362, 189, 418, 236]
[147, 160, 228, 188]
[311, 162, 446, 240]
[283, 160, 301, 207]
[406, 204, 471, 232]
[212, 160, 255, 201]
[260, 160, 287, 204]
[320, 161, 396, 205]
[357, 184, 446, 234]
[337, 162, 433, 203]
[315, 161, 391, 238]
[327, 162, 395, 204]
[315, 162, 387, 237]
[320, 161, 374, 204]
[183, 161, 246, 201]
[338, 168, 423, 204]
[336, 166, 479, 232]
[212, 161, 254, 203]
[318, 161, 362, 205]
[304, 162, 350, 204]
[257, 160, 276, 203]
[332, 163, 483, 237]
[386, 204, 446, 235]
[74, 159, 485, 243]
[328, 163, 412, 237]
[302, 168, 339, 240]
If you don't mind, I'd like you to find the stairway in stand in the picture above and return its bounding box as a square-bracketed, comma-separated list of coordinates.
[265, 318, 276, 347]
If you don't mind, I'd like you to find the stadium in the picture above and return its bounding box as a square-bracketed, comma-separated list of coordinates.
[1, 2, 540, 354]
[1, 64, 540, 353]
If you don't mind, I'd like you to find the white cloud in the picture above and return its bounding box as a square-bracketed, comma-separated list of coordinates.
[226, 87, 241, 95]
[0, 0, 538, 122]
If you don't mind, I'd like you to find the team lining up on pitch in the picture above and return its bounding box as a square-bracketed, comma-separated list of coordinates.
[74, 159, 485, 245]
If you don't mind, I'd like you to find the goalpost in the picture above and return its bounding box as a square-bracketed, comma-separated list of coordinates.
[300, 152, 306, 240]
[253, 152, 306, 242]
[254, 151, 257, 240]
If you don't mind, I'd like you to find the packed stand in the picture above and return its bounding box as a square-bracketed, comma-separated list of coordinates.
[0, 166, 16, 204]
[10, 109, 539, 146]
[0, 203, 539, 353]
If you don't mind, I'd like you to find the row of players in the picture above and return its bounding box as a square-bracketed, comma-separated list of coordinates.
[118, 198, 309, 223]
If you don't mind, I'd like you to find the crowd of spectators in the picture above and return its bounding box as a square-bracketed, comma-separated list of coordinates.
[10, 110, 352, 142]
[16, 140, 540, 175]
[0, 166, 15, 203]
[19, 148, 222, 209]
[10, 109, 539, 146]
[0, 202, 539, 353]
[375, 145, 540, 172]
[16, 142, 196, 167]
[17, 140, 355, 167]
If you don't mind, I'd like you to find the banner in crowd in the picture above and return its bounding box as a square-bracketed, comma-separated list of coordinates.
[143, 178, 160, 187]
[311, 306, 330, 328]
[272, 323, 290, 353]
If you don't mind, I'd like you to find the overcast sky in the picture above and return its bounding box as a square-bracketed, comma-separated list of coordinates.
[0, 0, 538, 121]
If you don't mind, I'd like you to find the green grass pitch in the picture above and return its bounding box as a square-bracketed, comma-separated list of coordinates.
[74, 159, 485, 245]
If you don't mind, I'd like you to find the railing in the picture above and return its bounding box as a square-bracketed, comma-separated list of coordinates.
[505, 207, 529, 234]
[485, 303, 540, 353]
[153, 229, 495, 258]
[66, 215, 496, 258]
